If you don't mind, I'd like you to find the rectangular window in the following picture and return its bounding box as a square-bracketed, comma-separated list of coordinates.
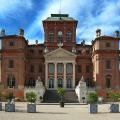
[106, 60, 111, 69]
[30, 49, 34, 54]
[9, 41, 15, 46]
[57, 63, 63, 74]
[30, 65, 34, 73]
[67, 32, 72, 41]
[48, 32, 54, 42]
[86, 65, 90, 73]
[106, 42, 111, 47]
[77, 65, 82, 73]
[78, 50, 81, 54]
[39, 50, 42, 54]
[66, 63, 73, 74]
[48, 63, 54, 74]
[8, 60, 14, 68]
[39, 64, 42, 73]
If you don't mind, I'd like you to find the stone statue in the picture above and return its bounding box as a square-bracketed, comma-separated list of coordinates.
[75, 76, 87, 103]
[35, 76, 45, 103]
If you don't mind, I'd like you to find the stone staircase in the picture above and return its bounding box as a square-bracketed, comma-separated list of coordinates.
[43, 90, 78, 103]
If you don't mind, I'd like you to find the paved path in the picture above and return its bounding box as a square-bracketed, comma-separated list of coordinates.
[0, 102, 120, 120]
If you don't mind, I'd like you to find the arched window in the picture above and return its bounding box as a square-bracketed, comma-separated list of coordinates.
[66, 31, 72, 40]
[49, 77, 54, 88]
[48, 32, 54, 42]
[58, 77, 63, 88]
[7, 74, 15, 88]
[24, 78, 35, 88]
[57, 31, 63, 43]
[85, 78, 92, 87]
[67, 77, 72, 88]
[105, 75, 111, 88]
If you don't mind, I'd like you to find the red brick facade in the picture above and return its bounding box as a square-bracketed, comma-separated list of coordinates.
[0, 14, 120, 100]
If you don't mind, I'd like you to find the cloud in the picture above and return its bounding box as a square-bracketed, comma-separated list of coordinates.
[0, 0, 33, 19]
[26, 0, 95, 43]
[25, 0, 120, 44]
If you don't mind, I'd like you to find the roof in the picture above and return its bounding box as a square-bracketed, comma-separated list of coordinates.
[0, 35, 18, 39]
[28, 44, 44, 48]
[76, 44, 92, 48]
[92, 35, 119, 45]
[0, 35, 28, 44]
[43, 14, 77, 21]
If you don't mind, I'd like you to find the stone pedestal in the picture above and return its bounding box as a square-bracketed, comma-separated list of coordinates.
[75, 76, 87, 103]
[89, 104, 98, 114]
[109, 103, 119, 113]
[24, 76, 46, 103]
[0, 102, 2, 111]
[35, 77, 45, 103]
[27, 104, 36, 113]
[5, 104, 15, 112]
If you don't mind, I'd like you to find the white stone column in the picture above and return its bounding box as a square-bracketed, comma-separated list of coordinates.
[73, 62, 75, 89]
[45, 62, 48, 89]
[63, 63, 66, 89]
[54, 62, 57, 89]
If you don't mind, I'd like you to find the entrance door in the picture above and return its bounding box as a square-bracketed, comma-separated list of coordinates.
[57, 77, 63, 88]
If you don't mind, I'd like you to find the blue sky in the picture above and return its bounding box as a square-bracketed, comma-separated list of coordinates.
[0, 0, 120, 44]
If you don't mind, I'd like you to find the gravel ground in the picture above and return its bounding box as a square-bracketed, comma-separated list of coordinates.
[0, 102, 120, 120]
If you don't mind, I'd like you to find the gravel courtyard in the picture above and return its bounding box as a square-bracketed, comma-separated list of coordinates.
[0, 102, 120, 120]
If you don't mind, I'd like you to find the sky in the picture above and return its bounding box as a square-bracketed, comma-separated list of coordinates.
[0, 0, 120, 44]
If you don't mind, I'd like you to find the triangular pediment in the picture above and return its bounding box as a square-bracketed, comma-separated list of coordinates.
[44, 47, 76, 58]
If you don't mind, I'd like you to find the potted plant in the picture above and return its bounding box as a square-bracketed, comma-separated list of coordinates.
[107, 91, 120, 113]
[5, 92, 15, 112]
[88, 92, 98, 113]
[26, 91, 37, 113]
[56, 88, 65, 107]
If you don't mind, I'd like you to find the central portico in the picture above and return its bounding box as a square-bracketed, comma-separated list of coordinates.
[44, 47, 76, 90]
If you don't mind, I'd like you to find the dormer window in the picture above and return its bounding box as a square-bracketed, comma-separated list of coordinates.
[67, 31, 72, 40]
[9, 41, 15, 46]
[57, 31, 63, 43]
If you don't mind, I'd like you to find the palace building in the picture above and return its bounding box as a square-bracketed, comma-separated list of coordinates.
[0, 14, 120, 100]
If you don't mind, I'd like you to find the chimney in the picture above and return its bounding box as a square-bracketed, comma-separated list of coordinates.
[114, 31, 119, 38]
[96, 29, 101, 37]
[0, 29, 5, 36]
[19, 28, 24, 36]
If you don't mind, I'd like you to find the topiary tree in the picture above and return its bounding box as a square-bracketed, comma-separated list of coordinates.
[56, 88, 66, 102]
[88, 92, 98, 104]
[26, 92, 36, 103]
